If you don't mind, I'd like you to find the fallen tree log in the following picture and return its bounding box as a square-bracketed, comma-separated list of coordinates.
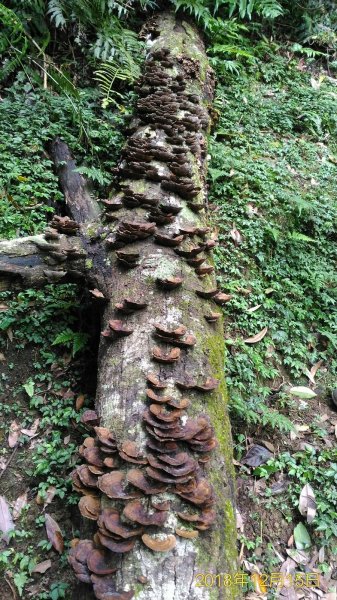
[0, 233, 87, 289]
[69, 11, 239, 600]
[0, 9, 240, 600]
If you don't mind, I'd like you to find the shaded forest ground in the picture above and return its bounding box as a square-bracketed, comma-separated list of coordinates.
[1, 22, 337, 600]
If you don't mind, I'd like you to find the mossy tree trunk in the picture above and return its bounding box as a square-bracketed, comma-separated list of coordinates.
[0, 11, 239, 600]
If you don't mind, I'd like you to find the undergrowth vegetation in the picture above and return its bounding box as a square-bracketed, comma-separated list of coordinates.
[0, 83, 126, 237]
[0, 285, 96, 598]
[209, 60, 337, 430]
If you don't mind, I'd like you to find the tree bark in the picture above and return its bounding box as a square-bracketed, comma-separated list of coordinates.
[72, 11, 239, 600]
[0, 234, 87, 290]
[0, 140, 105, 293]
[50, 137, 101, 227]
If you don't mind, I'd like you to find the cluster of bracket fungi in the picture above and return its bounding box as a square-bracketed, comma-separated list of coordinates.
[68, 37, 232, 600]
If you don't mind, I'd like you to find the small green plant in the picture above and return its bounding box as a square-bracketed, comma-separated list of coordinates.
[52, 328, 89, 357]
[37, 582, 70, 600]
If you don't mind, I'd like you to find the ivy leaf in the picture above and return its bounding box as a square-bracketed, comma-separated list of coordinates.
[23, 380, 35, 398]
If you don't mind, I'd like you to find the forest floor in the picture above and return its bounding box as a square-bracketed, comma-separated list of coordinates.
[0, 41, 337, 600]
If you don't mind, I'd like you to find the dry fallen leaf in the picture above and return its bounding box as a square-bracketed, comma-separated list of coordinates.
[311, 76, 324, 90]
[289, 386, 317, 399]
[32, 559, 52, 574]
[230, 224, 242, 245]
[45, 513, 64, 554]
[251, 573, 268, 594]
[260, 440, 275, 453]
[305, 360, 323, 384]
[285, 548, 310, 565]
[0, 495, 14, 543]
[299, 484, 316, 524]
[242, 444, 273, 467]
[247, 304, 262, 313]
[243, 560, 261, 574]
[21, 418, 40, 437]
[89, 288, 105, 299]
[325, 590, 337, 600]
[246, 203, 260, 217]
[8, 420, 20, 448]
[244, 327, 268, 344]
[12, 492, 28, 520]
[75, 394, 85, 411]
[278, 588, 297, 600]
[280, 556, 297, 576]
[236, 509, 244, 532]
[36, 485, 57, 508]
[44, 486, 57, 508]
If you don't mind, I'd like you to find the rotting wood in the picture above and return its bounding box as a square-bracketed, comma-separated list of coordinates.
[0, 234, 87, 289]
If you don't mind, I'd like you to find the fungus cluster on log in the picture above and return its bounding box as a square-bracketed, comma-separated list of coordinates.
[61, 11, 237, 600]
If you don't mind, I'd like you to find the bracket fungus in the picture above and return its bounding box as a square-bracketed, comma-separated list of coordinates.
[146, 372, 167, 390]
[154, 233, 184, 247]
[213, 292, 232, 305]
[175, 376, 220, 393]
[118, 440, 148, 465]
[152, 346, 181, 364]
[204, 311, 221, 323]
[97, 472, 141, 500]
[175, 528, 199, 539]
[87, 549, 118, 576]
[98, 508, 143, 540]
[115, 250, 140, 269]
[123, 499, 168, 527]
[108, 320, 134, 338]
[91, 575, 134, 600]
[126, 468, 168, 495]
[155, 276, 183, 290]
[50, 215, 79, 235]
[115, 297, 148, 314]
[195, 287, 218, 299]
[81, 410, 100, 428]
[141, 533, 176, 553]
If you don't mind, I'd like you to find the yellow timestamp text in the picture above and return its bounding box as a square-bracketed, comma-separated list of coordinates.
[194, 572, 321, 588]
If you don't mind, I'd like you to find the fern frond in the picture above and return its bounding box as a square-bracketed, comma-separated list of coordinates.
[47, 0, 67, 28]
[95, 59, 139, 107]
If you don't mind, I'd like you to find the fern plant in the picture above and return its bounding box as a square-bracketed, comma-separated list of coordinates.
[172, 0, 283, 26]
[0, 4, 28, 81]
[95, 59, 141, 108]
[52, 328, 89, 357]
